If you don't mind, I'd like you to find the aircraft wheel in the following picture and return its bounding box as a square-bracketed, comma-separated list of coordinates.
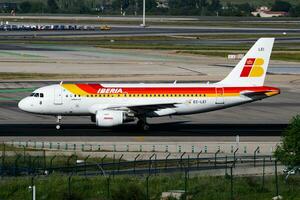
[137, 120, 149, 131]
[56, 115, 62, 130]
[143, 124, 150, 131]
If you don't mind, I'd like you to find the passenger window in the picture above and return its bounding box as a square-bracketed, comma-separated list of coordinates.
[40, 93, 44, 98]
[34, 93, 39, 97]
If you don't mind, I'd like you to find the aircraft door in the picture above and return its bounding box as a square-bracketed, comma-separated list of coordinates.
[215, 87, 224, 104]
[54, 86, 63, 105]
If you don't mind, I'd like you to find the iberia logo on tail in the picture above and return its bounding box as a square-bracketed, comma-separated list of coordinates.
[240, 58, 264, 77]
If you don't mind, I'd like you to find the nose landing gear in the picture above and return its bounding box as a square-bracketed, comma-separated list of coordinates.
[56, 115, 62, 130]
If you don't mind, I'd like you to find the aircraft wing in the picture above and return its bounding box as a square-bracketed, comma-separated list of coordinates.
[127, 103, 177, 114]
[89, 102, 180, 115]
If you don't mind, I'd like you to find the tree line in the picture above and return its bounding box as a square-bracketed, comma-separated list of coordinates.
[1, 0, 300, 17]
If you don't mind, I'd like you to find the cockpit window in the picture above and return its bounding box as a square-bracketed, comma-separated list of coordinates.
[30, 93, 44, 98]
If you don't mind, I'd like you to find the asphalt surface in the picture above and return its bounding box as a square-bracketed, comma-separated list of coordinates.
[0, 123, 286, 136]
[0, 26, 300, 37]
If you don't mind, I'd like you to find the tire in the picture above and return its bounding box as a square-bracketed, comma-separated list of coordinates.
[137, 120, 149, 131]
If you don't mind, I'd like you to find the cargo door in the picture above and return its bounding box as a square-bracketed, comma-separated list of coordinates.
[54, 86, 63, 105]
[215, 87, 224, 104]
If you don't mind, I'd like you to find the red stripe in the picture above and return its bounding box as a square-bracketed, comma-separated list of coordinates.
[245, 58, 255, 65]
[240, 66, 252, 77]
[76, 84, 98, 93]
[88, 84, 102, 91]
[72, 84, 279, 95]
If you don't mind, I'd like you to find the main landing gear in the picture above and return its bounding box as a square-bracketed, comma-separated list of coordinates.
[56, 115, 62, 130]
[137, 118, 149, 131]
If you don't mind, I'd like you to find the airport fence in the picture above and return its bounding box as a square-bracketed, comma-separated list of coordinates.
[1, 142, 275, 177]
[1, 143, 298, 200]
[0, 160, 297, 200]
[5, 140, 278, 155]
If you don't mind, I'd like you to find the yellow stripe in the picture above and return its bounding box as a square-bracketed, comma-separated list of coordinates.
[265, 91, 279, 97]
[61, 92, 240, 98]
[62, 84, 89, 95]
[223, 93, 240, 97]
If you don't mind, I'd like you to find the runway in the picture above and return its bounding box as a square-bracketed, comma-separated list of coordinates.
[0, 123, 286, 136]
[1, 26, 300, 37]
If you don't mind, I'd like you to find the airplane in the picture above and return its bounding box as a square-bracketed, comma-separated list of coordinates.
[18, 38, 280, 130]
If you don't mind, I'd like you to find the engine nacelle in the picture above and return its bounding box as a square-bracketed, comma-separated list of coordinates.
[95, 110, 135, 127]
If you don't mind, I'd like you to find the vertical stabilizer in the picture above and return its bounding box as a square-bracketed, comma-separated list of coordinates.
[218, 38, 274, 86]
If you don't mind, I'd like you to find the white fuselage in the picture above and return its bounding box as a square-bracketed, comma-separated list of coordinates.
[18, 83, 273, 117]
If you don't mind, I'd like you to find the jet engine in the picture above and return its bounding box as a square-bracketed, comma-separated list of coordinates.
[95, 110, 135, 127]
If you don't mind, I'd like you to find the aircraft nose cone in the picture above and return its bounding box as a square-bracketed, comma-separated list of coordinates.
[18, 99, 26, 111]
[18, 98, 31, 112]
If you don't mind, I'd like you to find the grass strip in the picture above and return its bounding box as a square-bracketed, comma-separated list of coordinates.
[0, 72, 118, 80]
[0, 174, 299, 200]
[0, 88, 36, 93]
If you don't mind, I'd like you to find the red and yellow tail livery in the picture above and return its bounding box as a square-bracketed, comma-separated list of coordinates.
[240, 58, 265, 77]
